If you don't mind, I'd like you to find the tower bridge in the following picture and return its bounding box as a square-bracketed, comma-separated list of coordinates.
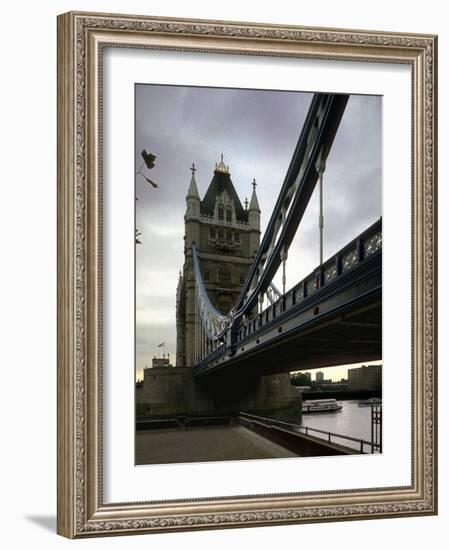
[140, 92, 382, 427]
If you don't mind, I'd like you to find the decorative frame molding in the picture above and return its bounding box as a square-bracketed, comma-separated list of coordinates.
[57, 11, 437, 538]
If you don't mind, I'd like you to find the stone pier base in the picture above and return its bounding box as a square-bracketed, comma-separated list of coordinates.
[136, 367, 302, 423]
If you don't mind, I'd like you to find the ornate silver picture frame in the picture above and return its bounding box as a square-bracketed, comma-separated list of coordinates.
[57, 11, 437, 538]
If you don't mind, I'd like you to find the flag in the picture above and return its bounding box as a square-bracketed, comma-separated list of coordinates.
[157, 342, 165, 348]
[141, 149, 156, 169]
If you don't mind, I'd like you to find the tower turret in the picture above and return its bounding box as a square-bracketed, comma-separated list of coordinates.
[185, 162, 201, 249]
[186, 162, 200, 217]
[248, 178, 261, 255]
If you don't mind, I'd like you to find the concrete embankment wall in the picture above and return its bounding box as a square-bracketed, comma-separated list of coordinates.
[136, 367, 302, 422]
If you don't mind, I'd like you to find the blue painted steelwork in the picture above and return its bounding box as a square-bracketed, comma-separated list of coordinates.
[191, 242, 227, 340]
[195, 218, 382, 375]
[231, 93, 349, 318]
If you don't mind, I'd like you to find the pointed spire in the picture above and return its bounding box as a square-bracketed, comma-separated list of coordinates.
[249, 178, 260, 211]
[187, 162, 200, 199]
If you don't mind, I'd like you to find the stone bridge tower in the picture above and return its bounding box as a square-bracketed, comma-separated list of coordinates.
[176, 155, 261, 368]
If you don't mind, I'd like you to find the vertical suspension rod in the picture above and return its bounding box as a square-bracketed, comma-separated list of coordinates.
[316, 149, 326, 265]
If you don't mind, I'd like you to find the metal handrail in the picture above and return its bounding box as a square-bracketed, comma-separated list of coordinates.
[297, 425, 380, 454]
[239, 411, 381, 454]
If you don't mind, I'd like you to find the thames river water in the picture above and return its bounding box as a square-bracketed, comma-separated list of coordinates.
[298, 399, 380, 452]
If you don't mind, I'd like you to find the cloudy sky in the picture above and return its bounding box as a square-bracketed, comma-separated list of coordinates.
[135, 84, 382, 380]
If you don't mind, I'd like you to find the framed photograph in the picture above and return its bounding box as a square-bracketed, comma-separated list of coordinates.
[57, 11, 437, 538]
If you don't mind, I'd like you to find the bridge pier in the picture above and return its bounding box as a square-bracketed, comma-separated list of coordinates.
[136, 367, 302, 423]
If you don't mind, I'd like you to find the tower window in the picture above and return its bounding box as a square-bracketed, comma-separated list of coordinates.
[218, 207, 224, 221]
[219, 269, 231, 283]
[218, 229, 224, 239]
[226, 208, 232, 222]
[226, 230, 232, 241]
[235, 233, 240, 243]
[210, 227, 216, 239]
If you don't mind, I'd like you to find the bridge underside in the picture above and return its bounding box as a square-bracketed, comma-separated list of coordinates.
[195, 253, 381, 378]
[200, 298, 380, 379]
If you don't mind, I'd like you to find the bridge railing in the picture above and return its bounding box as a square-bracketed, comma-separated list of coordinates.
[194, 218, 381, 371]
[237, 217, 382, 343]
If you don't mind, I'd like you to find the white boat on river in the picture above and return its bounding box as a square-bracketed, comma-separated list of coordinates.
[302, 398, 343, 414]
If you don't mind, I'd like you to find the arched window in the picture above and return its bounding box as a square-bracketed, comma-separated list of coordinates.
[226, 208, 232, 222]
[218, 207, 224, 221]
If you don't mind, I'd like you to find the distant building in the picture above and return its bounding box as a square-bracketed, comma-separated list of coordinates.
[151, 355, 173, 369]
[316, 371, 324, 382]
[348, 364, 382, 391]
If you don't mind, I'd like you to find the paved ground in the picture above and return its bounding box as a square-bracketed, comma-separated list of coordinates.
[135, 424, 297, 465]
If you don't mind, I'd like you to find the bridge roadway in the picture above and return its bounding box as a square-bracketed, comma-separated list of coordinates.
[195, 219, 382, 378]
